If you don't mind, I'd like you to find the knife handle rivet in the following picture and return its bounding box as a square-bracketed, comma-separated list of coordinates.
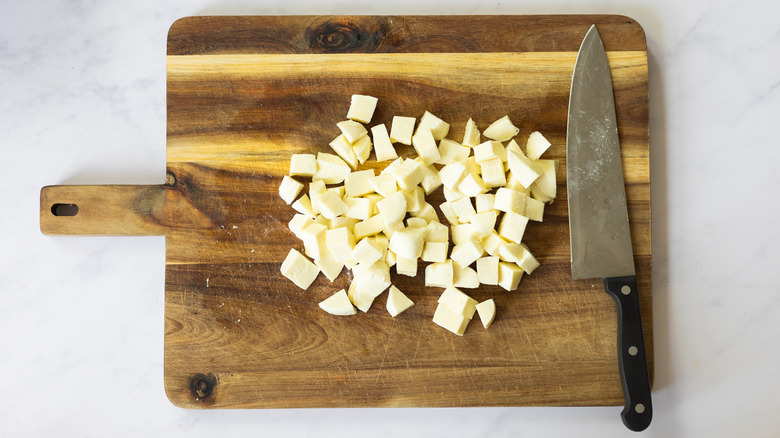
[621, 285, 631, 295]
[628, 346, 638, 356]
[635, 403, 646, 414]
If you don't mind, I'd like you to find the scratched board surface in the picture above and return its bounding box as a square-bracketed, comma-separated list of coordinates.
[40, 15, 651, 408]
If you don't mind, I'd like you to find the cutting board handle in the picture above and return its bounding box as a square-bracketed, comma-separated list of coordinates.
[40, 184, 168, 236]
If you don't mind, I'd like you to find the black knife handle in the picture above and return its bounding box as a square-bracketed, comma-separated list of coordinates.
[604, 275, 653, 432]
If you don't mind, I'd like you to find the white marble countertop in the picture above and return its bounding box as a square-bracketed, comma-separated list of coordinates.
[3, 0, 779, 436]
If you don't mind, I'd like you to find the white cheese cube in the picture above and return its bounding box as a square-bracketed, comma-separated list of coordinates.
[381, 156, 404, 175]
[425, 221, 449, 243]
[299, 221, 328, 260]
[451, 197, 476, 223]
[353, 237, 384, 266]
[463, 156, 480, 175]
[385, 249, 397, 267]
[337, 120, 368, 143]
[475, 193, 495, 213]
[421, 241, 448, 263]
[371, 123, 398, 162]
[396, 256, 418, 277]
[308, 179, 326, 215]
[443, 186, 467, 203]
[345, 169, 375, 197]
[386, 285, 414, 317]
[317, 189, 348, 219]
[411, 128, 442, 166]
[480, 157, 507, 188]
[476, 299, 496, 328]
[290, 153, 317, 177]
[494, 187, 528, 215]
[433, 304, 470, 336]
[328, 134, 359, 170]
[533, 159, 557, 199]
[476, 256, 500, 285]
[381, 220, 405, 239]
[425, 260, 454, 288]
[450, 239, 484, 269]
[436, 139, 470, 165]
[388, 228, 425, 260]
[412, 202, 438, 224]
[417, 111, 450, 140]
[462, 118, 481, 147]
[376, 191, 408, 227]
[390, 116, 415, 145]
[437, 287, 478, 319]
[325, 227, 356, 262]
[518, 244, 540, 274]
[524, 197, 545, 222]
[403, 186, 424, 213]
[371, 234, 389, 253]
[458, 172, 488, 197]
[481, 230, 508, 256]
[314, 152, 352, 184]
[438, 202, 459, 225]
[453, 264, 480, 289]
[438, 160, 467, 190]
[344, 197, 373, 220]
[406, 217, 428, 229]
[353, 214, 385, 240]
[526, 131, 552, 160]
[319, 289, 356, 315]
[530, 182, 554, 204]
[506, 171, 532, 194]
[280, 249, 320, 290]
[451, 223, 474, 246]
[415, 159, 443, 195]
[499, 243, 540, 274]
[279, 176, 304, 205]
[346, 94, 378, 124]
[352, 134, 373, 165]
[469, 210, 498, 240]
[474, 140, 507, 163]
[498, 211, 529, 244]
[498, 261, 524, 291]
[391, 158, 425, 191]
[483, 115, 519, 142]
[329, 216, 357, 230]
[368, 173, 398, 197]
[506, 140, 543, 188]
[352, 260, 391, 297]
[313, 214, 329, 227]
[315, 253, 344, 282]
[292, 194, 315, 218]
[289, 213, 313, 237]
[349, 281, 376, 312]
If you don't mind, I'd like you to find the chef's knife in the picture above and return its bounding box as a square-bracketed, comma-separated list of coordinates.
[567, 25, 652, 432]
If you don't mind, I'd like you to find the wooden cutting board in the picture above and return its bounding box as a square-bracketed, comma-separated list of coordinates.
[40, 15, 651, 408]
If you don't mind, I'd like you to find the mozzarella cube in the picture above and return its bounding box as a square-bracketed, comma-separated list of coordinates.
[290, 153, 317, 177]
[476, 299, 496, 328]
[329, 216, 357, 230]
[425, 221, 449, 243]
[433, 304, 470, 336]
[352, 260, 391, 297]
[450, 239, 484, 269]
[480, 157, 507, 188]
[453, 264, 480, 289]
[391, 158, 425, 191]
[406, 217, 428, 229]
[436, 139, 470, 165]
[501, 243, 541, 274]
[438, 287, 478, 319]
[344, 170, 374, 197]
[451, 197, 476, 223]
[319, 289, 356, 315]
[325, 227, 356, 262]
[417, 111, 450, 140]
[475, 193, 495, 213]
[396, 256, 418, 277]
[443, 186, 467, 203]
[279, 176, 303, 205]
[483, 115, 519, 142]
[280, 249, 320, 290]
[346, 94, 378, 124]
[352, 135, 373, 165]
[533, 159, 557, 199]
[403, 186, 424, 213]
[353, 237, 384, 266]
[438, 201, 459, 225]
[314, 152, 352, 184]
[386, 285, 414, 317]
[506, 171, 532, 194]
[474, 140, 507, 163]
[381, 156, 404, 175]
[317, 189, 348, 219]
[530, 182, 554, 204]
[412, 202, 438, 224]
[308, 179, 326, 214]
[425, 260, 454, 287]
[451, 223, 474, 246]
[385, 249, 397, 267]
[526, 131, 552, 160]
[328, 134, 359, 170]
[462, 118, 481, 147]
[349, 281, 376, 312]
[315, 253, 344, 282]
[506, 140, 543, 188]
[376, 191, 408, 227]
[354, 214, 385, 239]
[524, 197, 545, 221]
[476, 256, 500, 285]
[494, 187, 528, 215]
[390, 116, 415, 145]
[371, 123, 398, 162]
[344, 197, 373, 220]
[458, 172, 488, 197]
[288, 213, 313, 237]
[368, 173, 398, 197]
[421, 241, 448, 263]
[498, 211, 529, 244]
[411, 128, 442, 166]
[337, 120, 368, 143]
[438, 160, 467, 190]
[469, 210, 498, 240]
[388, 227, 425, 260]
[299, 221, 328, 260]
[481, 230, 508, 256]
[381, 220, 405, 239]
[498, 261, 524, 291]
[292, 194, 315, 218]
[416, 160, 443, 195]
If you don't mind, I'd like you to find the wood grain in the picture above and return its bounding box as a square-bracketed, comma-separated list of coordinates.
[40, 15, 651, 409]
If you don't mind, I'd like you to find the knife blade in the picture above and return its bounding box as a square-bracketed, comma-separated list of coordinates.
[567, 25, 652, 432]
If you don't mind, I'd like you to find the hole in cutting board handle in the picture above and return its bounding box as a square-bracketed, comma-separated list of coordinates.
[51, 203, 79, 217]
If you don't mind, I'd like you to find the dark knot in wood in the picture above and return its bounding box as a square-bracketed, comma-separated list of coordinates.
[190, 373, 217, 400]
[306, 18, 385, 53]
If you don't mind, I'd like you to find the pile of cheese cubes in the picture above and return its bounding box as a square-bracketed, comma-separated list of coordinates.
[279, 94, 556, 335]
